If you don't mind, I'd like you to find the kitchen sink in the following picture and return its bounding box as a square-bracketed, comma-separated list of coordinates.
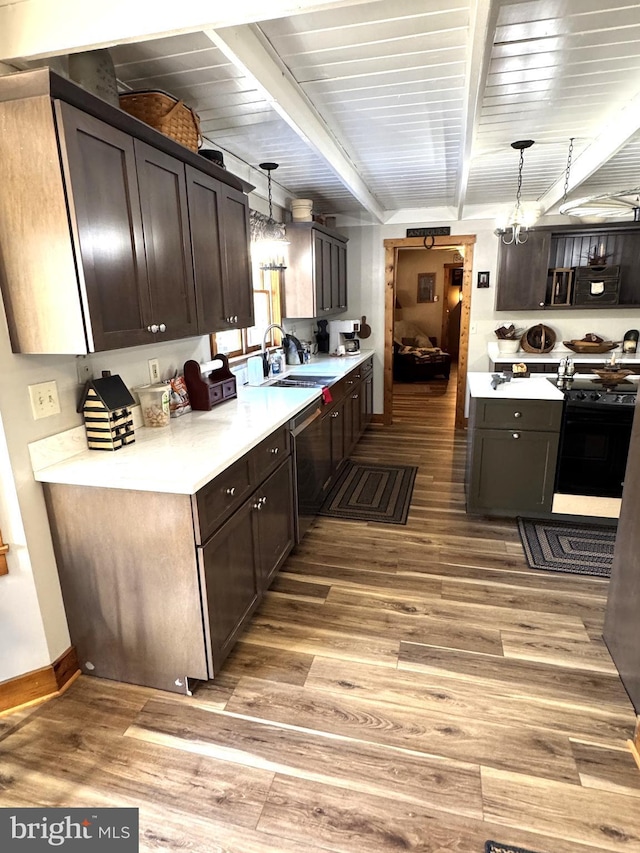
[268, 376, 331, 388]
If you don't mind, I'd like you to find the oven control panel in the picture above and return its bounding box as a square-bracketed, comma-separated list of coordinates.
[565, 388, 637, 407]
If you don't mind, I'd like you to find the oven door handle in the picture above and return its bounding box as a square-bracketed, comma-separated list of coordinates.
[291, 406, 323, 437]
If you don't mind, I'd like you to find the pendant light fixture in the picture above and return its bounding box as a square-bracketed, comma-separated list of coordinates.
[495, 140, 536, 245]
[254, 161, 288, 270]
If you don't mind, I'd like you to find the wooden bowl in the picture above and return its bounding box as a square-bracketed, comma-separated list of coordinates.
[563, 340, 618, 354]
[591, 368, 633, 386]
[521, 324, 556, 353]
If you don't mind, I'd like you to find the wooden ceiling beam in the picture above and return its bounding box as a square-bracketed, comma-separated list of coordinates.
[0, 0, 373, 62]
[206, 25, 386, 222]
[538, 89, 640, 213]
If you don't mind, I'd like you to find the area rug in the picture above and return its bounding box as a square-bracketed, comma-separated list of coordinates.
[485, 843, 541, 853]
[319, 461, 417, 525]
[517, 518, 616, 577]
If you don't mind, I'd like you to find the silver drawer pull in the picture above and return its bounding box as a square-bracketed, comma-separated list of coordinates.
[512, 432, 520, 439]
[225, 487, 236, 496]
[347, 380, 354, 385]
[270, 446, 279, 455]
[513, 411, 522, 418]
[331, 411, 339, 418]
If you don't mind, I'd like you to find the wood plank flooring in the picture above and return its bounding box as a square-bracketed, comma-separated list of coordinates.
[2, 371, 639, 853]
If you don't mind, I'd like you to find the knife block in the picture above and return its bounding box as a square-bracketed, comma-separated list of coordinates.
[183, 355, 237, 411]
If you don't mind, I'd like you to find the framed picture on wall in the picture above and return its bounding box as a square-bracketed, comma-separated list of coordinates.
[417, 272, 436, 303]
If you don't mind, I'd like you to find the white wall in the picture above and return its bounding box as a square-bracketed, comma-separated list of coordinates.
[344, 217, 640, 412]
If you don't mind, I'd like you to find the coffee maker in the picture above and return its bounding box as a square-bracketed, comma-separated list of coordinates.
[328, 319, 361, 354]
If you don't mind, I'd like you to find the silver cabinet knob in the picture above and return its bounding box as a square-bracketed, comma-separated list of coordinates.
[331, 411, 339, 418]
[147, 324, 159, 334]
[270, 446, 279, 455]
[253, 496, 267, 510]
[514, 411, 522, 418]
[234, 315, 238, 323]
[539, 301, 545, 307]
[225, 487, 236, 496]
[512, 432, 520, 439]
[352, 393, 359, 399]
[159, 323, 166, 332]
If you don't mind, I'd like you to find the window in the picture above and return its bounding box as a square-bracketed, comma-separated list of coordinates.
[212, 261, 284, 358]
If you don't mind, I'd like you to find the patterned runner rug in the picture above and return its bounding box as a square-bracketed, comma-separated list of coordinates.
[319, 461, 417, 525]
[517, 517, 616, 577]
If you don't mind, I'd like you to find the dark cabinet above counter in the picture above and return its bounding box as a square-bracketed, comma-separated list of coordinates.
[0, 68, 253, 354]
[496, 222, 640, 311]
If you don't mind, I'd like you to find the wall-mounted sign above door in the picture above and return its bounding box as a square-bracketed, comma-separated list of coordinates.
[406, 227, 451, 237]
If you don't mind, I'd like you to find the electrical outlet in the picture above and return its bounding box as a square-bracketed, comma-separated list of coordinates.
[148, 358, 160, 383]
[29, 380, 61, 420]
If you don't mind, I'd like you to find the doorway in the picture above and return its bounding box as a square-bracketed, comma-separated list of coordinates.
[383, 235, 476, 429]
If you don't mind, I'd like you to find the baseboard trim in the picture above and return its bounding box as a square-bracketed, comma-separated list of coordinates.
[0, 646, 80, 715]
[371, 414, 384, 424]
[634, 718, 640, 754]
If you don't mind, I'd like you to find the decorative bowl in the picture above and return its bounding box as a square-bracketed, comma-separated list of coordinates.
[591, 368, 633, 387]
[521, 324, 556, 354]
[563, 340, 618, 354]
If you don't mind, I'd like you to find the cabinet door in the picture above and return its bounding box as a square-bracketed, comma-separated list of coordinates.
[326, 400, 346, 478]
[361, 374, 373, 432]
[220, 185, 254, 329]
[55, 101, 152, 351]
[199, 499, 260, 675]
[468, 428, 559, 515]
[134, 141, 198, 340]
[337, 242, 348, 311]
[255, 460, 295, 588]
[496, 231, 552, 311]
[185, 166, 226, 333]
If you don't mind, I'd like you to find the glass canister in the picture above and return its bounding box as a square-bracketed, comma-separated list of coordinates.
[137, 383, 170, 427]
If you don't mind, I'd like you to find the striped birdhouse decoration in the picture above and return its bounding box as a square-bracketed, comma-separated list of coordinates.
[78, 372, 135, 451]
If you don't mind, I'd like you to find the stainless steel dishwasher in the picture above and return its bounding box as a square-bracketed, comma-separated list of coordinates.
[289, 399, 331, 542]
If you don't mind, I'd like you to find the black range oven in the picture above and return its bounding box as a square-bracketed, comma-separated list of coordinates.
[554, 377, 637, 498]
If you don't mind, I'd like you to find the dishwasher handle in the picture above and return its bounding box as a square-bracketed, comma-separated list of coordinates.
[290, 405, 323, 437]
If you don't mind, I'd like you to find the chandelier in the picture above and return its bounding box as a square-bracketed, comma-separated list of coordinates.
[495, 140, 536, 245]
[254, 162, 289, 270]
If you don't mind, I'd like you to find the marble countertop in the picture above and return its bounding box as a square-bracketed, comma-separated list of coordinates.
[32, 351, 374, 495]
[467, 372, 565, 401]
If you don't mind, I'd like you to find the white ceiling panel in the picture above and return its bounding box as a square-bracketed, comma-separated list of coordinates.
[34, 0, 637, 220]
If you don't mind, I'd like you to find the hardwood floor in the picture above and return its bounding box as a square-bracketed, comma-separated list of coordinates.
[2, 371, 639, 852]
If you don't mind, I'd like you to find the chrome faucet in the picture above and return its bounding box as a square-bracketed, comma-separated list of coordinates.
[262, 323, 287, 356]
[261, 323, 287, 376]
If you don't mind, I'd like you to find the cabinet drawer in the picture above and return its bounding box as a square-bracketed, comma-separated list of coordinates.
[251, 426, 290, 483]
[193, 455, 253, 544]
[473, 398, 562, 431]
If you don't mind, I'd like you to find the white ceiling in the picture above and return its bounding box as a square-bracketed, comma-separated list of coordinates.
[4, 0, 640, 224]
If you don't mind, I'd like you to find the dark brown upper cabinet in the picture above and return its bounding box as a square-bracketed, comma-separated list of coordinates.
[496, 222, 640, 311]
[0, 68, 253, 354]
[283, 222, 348, 318]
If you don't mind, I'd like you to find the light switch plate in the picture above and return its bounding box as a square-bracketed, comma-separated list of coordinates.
[29, 380, 61, 419]
[148, 359, 160, 383]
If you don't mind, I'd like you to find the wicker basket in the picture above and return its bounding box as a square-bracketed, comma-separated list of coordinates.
[119, 91, 202, 152]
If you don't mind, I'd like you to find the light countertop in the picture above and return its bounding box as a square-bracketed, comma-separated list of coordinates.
[32, 351, 374, 495]
[467, 372, 565, 401]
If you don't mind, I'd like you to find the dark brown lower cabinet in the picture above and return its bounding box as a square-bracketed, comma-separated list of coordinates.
[466, 397, 562, 516]
[44, 440, 294, 694]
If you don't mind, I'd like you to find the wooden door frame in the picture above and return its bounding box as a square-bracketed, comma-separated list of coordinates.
[383, 235, 476, 429]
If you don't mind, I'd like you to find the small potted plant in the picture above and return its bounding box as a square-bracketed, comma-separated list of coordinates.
[494, 323, 523, 354]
